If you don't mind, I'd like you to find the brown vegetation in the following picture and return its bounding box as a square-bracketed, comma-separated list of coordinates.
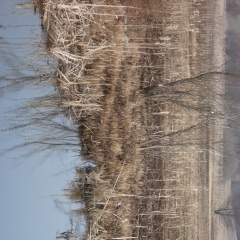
[37, 0, 226, 239]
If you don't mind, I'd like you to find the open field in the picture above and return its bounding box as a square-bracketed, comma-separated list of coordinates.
[37, 0, 231, 239]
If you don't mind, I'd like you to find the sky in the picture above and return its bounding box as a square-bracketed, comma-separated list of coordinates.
[0, 1, 85, 240]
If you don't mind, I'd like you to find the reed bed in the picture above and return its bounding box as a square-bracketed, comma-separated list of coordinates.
[36, 0, 227, 239]
[38, 0, 145, 239]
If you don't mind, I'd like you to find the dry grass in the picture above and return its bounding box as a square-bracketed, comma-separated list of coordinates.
[37, 0, 226, 239]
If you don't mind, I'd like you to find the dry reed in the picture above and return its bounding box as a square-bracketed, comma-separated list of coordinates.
[37, 0, 227, 239]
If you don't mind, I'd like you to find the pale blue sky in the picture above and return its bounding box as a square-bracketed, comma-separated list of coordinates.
[0, 1, 85, 240]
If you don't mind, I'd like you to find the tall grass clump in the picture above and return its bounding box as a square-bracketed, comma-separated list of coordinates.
[38, 0, 130, 118]
[36, 1, 142, 239]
